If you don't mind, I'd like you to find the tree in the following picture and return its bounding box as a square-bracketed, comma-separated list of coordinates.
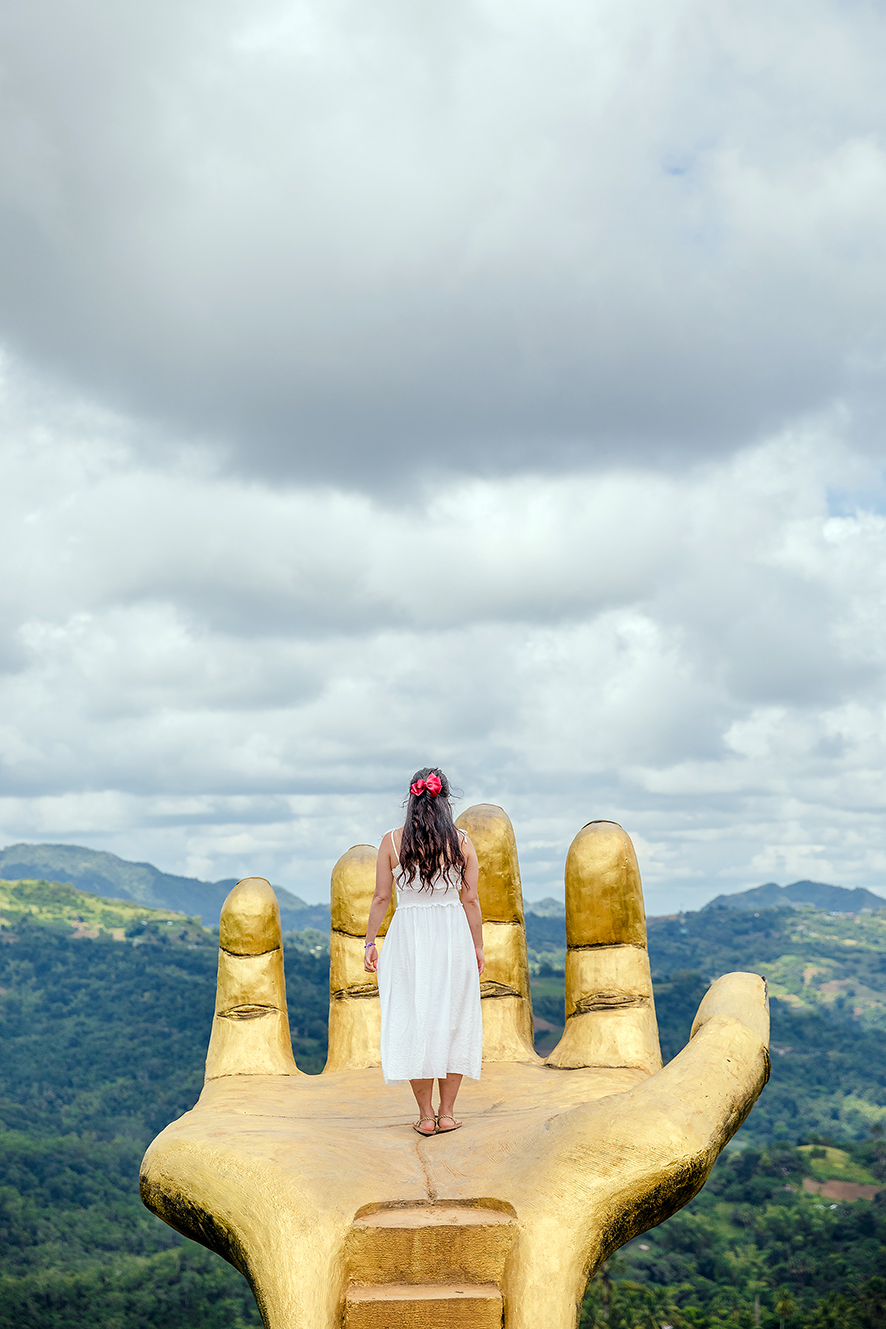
[775, 1289, 797, 1329]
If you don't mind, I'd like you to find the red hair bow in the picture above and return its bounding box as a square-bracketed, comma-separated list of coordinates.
[411, 773, 443, 798]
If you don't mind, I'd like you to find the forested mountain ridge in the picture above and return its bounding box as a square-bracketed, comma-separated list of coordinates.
[6, 839, 881, 936]
[0, 876, 206, 941]
[0, 842, 326, 930]
[0, 897, 329, 1328]
[704, 878, 886, 914]
[1, 886, 884, 1327]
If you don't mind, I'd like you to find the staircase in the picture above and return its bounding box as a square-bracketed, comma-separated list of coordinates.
[344, 1202, 517, 1328]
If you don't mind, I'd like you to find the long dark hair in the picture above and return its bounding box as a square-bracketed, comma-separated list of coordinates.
[398, 767, 466, 889]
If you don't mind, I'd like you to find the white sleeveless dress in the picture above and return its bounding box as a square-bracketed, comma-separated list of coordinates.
[377, 830, 483, 1085]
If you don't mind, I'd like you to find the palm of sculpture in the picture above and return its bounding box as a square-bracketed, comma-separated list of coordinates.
[140, 807, 770, 1329]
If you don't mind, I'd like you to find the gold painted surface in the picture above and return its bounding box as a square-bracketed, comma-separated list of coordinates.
[205, 878, 300, 1081]
[332, 845, 396, 937]
[456, 804, 524, 924]
[479, 923, 538, 1062]
[326, 996, 384, 1073]
[327, 846, 391, 1073]
[142, 814, 770, 1329]
[480, 921, 530, 994]
[219, 876, 287, 955]
[346, 1203, 516, 1285]
[479, 994, 539, 1064]
[562, 945, 653, 1019]
[345, 1283, 503, 1329]
[564, 821, 647, 948]
[330, 932, 383, 995]
[557, 823, 662, 1075]
[456, 805, 536, 1062]
[544, 1005, 662, 1074]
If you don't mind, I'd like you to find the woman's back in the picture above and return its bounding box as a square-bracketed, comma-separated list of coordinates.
[377, 812, 482, 1088]
[365, 767, 484, 1108]
[391, 827, 464, 907]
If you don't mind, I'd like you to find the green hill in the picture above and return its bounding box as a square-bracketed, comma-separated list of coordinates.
[647, 904, 886, 1033]
[1, 888, 884, 1328]
[0, 897, 329, 1328]
[704, 878, 886, 914]
[0, 876, 205, 941]
[531, 903, 886, 1143]
[0, 842, 328, 931]
[523, 879, 886, 959]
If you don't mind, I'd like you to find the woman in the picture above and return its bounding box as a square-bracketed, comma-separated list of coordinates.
[364, 767, 484, 1136]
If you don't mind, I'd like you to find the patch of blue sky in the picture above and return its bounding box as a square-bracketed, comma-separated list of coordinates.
[826, 473, 886, 517]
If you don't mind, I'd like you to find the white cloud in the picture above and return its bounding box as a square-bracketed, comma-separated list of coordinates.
[1, 355, 886, 907]
[0, 1, 885, 476]
[2, 3, 886, 910]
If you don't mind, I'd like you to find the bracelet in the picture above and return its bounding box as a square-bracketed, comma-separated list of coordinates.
[364, 940, 376, 949]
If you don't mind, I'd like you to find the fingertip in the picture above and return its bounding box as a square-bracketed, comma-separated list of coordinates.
[219, 877, 282, 955]
[457, 803, 537, 1062]
[331, 844, 386, 935]
[456, 803, 523, 923]
[327, 845, 388, 1072]
[691, 972, 770, 1047]
[207, 877, 299, 1079]
[565, 820, 646, 947]
[551, 820, 661, 1072]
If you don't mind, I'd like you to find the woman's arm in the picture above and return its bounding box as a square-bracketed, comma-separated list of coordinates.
[364, 833, 396, 973]
[459, 836, 485, 977]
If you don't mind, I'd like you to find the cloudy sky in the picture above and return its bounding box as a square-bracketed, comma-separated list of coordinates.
[2, 0, 886, 911]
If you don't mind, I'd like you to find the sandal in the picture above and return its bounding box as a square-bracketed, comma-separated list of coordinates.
[436, 1114, 462, 1133]
[412, 1116, 437, 1136]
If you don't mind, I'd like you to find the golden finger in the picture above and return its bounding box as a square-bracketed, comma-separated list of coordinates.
[204, 877, 300, 1080]
[546, 821, 661, 1073]
[456, 803, 538, 1062]
[325, 844, 395, 1072]
[501, 972, 769, 1329]
[622, 971, 770, 1169]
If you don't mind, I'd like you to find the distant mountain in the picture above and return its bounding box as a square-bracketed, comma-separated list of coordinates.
[0, 876, 208, 941]
[524, 899, 567, 950]
[0, 842, 329, 930]
[523, 897, 566, 917]
[703, 879, 886, 914]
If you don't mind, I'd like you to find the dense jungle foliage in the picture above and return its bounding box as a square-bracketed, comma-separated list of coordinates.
[0, 880, 884, 1327]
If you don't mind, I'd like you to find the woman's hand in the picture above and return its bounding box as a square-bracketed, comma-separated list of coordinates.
[363, 943, 378, 973]
[475, 946, 485, 977]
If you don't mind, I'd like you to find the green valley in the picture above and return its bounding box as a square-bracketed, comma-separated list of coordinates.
[0, 880, 884, 1327]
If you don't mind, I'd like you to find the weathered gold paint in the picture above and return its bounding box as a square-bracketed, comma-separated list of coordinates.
[549, 822, 663, 1075]
[456, 804, 536, 1061]
[330, 932, 383, 995]
[326, 845, 398, 1073]
[331, 844, 396, 937]
[456, 804, 525, 923]
[204, 878, 300, 1081]
[545, 945, 661, 1071]
[345, 1283, 503, 1329]
[562, 943, 653, 1018]
[142, 811, 769, 1329]
[346, 1202, 516, 1285]
[565, 821, 647, 948]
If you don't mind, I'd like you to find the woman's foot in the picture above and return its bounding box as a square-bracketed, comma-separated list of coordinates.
[436, 1114, 462, 1133]
[412, 1116, 437, 1136]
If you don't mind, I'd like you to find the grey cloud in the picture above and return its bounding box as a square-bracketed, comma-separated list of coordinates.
[1, 1, 886, 484]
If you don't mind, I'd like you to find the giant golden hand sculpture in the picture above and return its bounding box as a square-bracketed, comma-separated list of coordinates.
[141, 809, 769, 1329]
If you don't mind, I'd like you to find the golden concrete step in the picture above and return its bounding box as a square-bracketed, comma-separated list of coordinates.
[345, 1282, 502, 1329]
[346, 1202, 517, 1286]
